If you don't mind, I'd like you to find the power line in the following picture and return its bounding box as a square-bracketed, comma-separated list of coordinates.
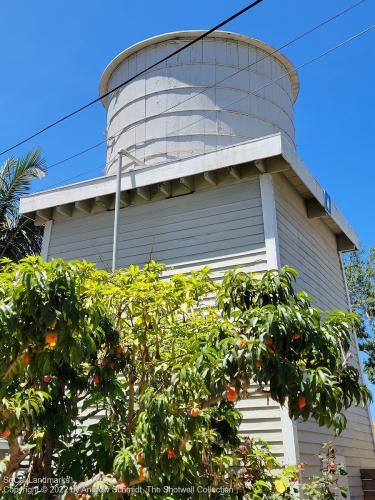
[0, 0, 265, 158]
[36, 21, 375, 194]
[45, 0, 366, 173]
[162, 23, 375, 144]
[47, 141, 105, 170]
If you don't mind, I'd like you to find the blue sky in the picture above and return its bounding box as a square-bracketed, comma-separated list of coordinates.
[1, 1, 375, 409]
[1, 0, 374, 249]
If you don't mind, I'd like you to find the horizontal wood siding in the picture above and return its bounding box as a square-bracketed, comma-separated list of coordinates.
[48, 178, 284, 457]
[274, 172, 375, 499]
[49, 180, 264, 271]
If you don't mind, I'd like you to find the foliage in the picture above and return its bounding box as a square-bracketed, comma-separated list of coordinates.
[301, 443, 348, 499]
[344, 248, 375, 382]
[0, 149, 45, 261]
[0, 257, 370, 498]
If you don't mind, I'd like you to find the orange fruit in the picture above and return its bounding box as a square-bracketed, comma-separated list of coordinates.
[167, 449, 176, 459]
[1, 428, 11, 439]
[138, 466, 145, 482]
[236, 339, 247, 349]
[45, 332, 58, 347]
[136, 450, 144, 465]
[43, 375, 53, 383]
[92, 374, 100, 385]
[191, 406, 201, 417]
[226, 385, 238, 402]
[264, 336, 274, 347]
[297, 395, 307, 409]
[292, 332, 301, 341]
[22, 352, 31, 365]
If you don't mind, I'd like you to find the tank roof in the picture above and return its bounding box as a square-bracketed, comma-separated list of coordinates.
[99, 30, 300, 107]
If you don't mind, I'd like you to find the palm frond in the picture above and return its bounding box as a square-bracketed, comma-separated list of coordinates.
[0, 148, 45, 225]
[0, 148, 45, 262]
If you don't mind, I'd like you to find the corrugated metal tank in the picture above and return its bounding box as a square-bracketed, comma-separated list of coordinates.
[100, 31, 299, 175]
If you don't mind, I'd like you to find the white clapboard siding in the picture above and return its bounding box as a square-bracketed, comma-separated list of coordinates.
[47, 177, 285, 458]
[48, 180, 264, 269]
[0, 440, 7, 459]
[273, 173, 375, 499]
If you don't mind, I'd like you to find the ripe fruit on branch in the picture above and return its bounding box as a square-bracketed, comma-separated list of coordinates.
[191, 406, 201, 417]
[167, 449, 176, 459]
[138, 466, 145, 482]
[235, 339, 247, 349]
[22, 352, 31, 365]
[226, 385, 238, 402]
[0, 428, 11, 439]
[292, 332, 301, 341]
[116, 482, 128, 493]
[297, 395, 307, 409]
[42, 375, 53, 383]
[92, 374, 100, 386]
[45, 331, 58, 348]
[264, 336, 274, 347]
[136, 450, 144, 464]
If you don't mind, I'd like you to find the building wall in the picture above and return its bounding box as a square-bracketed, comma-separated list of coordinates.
[20, 171, 373, 494]
[273, 172, 375, 499]
[46, 176, 285, 459]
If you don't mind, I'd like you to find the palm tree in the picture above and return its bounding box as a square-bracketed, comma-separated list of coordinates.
[0, 148, 45, 261]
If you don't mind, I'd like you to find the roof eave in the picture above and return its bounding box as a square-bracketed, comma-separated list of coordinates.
[20, 132, 358, 251]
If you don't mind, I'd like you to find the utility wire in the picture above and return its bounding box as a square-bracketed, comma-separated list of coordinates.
[46, 0, 366, 173]
[161, 23, 375, 144]
[37, 22, 375, 194]
[0, 0, 265, 157]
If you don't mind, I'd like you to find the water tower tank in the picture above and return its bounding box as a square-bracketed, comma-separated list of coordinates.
[100, 31, 299, 174]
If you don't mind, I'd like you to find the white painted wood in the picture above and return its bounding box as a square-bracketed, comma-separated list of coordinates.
[101, 31, 298, 173]
[260, 172, 300, 466]
[259, 173, 280, 269]
[20, 134, 282, 213]
[280, 406, 300, 466]
[40, 221, 52, 261]
[280, 135, 358, 249]
[48, 180, 264, 267]
[20, 134, 358, 251]
[273, 172, 375, 498]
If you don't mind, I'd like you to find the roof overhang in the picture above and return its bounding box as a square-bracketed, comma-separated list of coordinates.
[20, 133, 359, 252]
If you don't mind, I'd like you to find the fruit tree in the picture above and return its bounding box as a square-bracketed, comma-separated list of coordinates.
[0, 257, 370, 498]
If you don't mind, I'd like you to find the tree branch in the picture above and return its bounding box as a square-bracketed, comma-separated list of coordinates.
[76, 472, 104, 492]
[0, 436, 30, 491]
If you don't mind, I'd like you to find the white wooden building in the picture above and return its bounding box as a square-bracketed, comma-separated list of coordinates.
[19, 31, 375, 498]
